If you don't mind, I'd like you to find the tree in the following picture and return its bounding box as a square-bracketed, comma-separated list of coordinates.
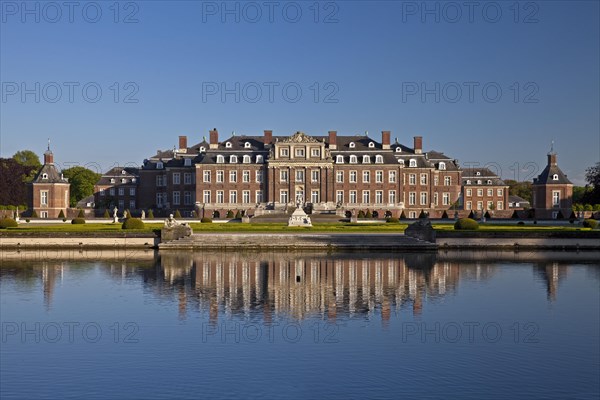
[62, 166, 101, 207]
[504, 180, 532, 203]
[0, 158, 36, 206]
[584, 162, 600, 204]
[13, 150, 41, 169]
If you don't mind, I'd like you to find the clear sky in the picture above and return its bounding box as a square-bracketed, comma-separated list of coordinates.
[1, 0, 598, 185]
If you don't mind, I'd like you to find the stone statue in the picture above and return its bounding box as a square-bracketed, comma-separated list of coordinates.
[295, 194, 303, 208]
[123, 210, 128, 219]
[164, 213, 180, 228]
[141, 210, 146, 220]
[113, 207, 118, 218]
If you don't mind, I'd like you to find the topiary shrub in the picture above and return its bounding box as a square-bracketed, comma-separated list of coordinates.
[419, 209, 427, 219]
[569, 211, 576, 224]
[517, 221, 525, 225]
[399, 211, 407, 220]
[0, 218, 18, 229]
[358, 210, 365, 218]
[484, 211, 491, 219]
[77, 209, 85, 218]
[148, 209, 155, 219]
[511, 210, 520, 219]
[226, 210, 234, 218]
[71, 218, 86, 224]
[103, 210, 110, 219]
[174, 209, 182, 219]
[441, 210, 449, 219]
[468, 210, 475, 219]
[235, 210, 242, 219]
[201, 217, 213, 223]
[386, 217, 399, 223]
[122, 218, 145, 230]
[454, 218, 479, 230]
[31, 210, 38, 218]
[365, 210, 372, 218]
[583, 219, 598, 229]
[556, 210, 564, 219]
[58, 210, 65, 219]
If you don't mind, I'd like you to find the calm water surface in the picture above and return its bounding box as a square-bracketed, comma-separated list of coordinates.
[1, 250, 599, 399]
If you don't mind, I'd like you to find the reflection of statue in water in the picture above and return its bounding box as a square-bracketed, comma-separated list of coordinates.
[164, 213, 180, 228]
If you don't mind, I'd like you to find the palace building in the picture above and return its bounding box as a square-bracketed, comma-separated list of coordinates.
[29, 144, 70, 219]
[532, 151, 573, 219]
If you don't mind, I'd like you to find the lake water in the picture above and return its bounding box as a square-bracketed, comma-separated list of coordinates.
[1, 249, 599, 399]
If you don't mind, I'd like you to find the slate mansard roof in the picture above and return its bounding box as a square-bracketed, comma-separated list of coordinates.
[32, 164, 69, 184]
[462, 168, 506, 186]
[533, 159, 572, 185]
[96, 167, 139, 185]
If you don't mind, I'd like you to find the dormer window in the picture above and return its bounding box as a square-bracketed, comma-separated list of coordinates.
[225, 142, 232, 148]
[110, 178, 115, 183]
[230, 155, 238, 163]
[42, 173, 48, 179]
[121, 170, 126, 175]
[244, 142, 251, 149]
[476, 171, 481, 176]
[121, 178, 127, 183]
[487, 180, 492, 185]
[184, 158, 192, 167]
[398, 159, 405, 166]
[368, 142, 375, 148]
[439, 162, 446, 170]
[409, 159, 417, 167]
[256, 155, 263, 163]
[375, 155, 383, 164]
[132, 178, 136, 183]
[336, 155, 344, 163]
[362, 155, 371, 163]
[395, 147, 401, 153]
[477, 180, 482, 185]
[216, 155, 224, 163]
[199, 146, 206, 152]
[157, 162, 163, 169]
[349, 142, 355, 148]
[243, 155, 251, 163]
[552, 174, 558, 181]
[349, 155, 357, 164]
[466, 180, 471, 184]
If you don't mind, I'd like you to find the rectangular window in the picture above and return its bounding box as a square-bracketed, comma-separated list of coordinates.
[497, 188, 503, 197]
[156, 193, 163, 206]
[434, 192, 438, 205]
[388, 171, 396, 184]
[409, 192, 416, 205]
[409, 174, 416, 185]
[552, 191, 560, 206]
[184, 173, 192, 185]
[389, 190, 396, 204]
[409, 211, 417, 219]
[256, 170, 263, 183]
[129, 200, 135, 209]
[376, 170, 383, 183]
[487, 201, 493, 210]
[420, 174, 427, 185]
[311, 190, 319, 203]
[118, 200, 124, 209]
[420, 192, 427, 206]
[41, 190, 48, 205]
[350, 171, 357, 183]
[216, 171, 224, 183]
[173, 191, 180, 205]
[487, 189, 493, 196]
[184, 191, 192, 205]
[243, 190, 250, 204]
[477, 189, 483, 196]
[434, 176, 439, 186]
[311, 148, 320, 157]
[375, 190, 383, 204]
[295, 148, 305, 157]
[130, 188, 136, 196]
[203, 190, 211, 203]
[256, 190, 263, 203]
[336, 171, 344, 183]
[203, 171, 211, 183]
[280, 170, 289, 182]
[243, 170, 250, 183]
[280, 148, 289, 157]
[156, 175, 166, 187]
[311, 170, 319, 183]
[336, 190, 344, 204]
[466, 189, 472, 197]
[99, 188, 105, 196]
[295, 170, 304, 182]
[349, 191, 357, 204]
[363, 171, 370, 183]
[362, 190, 370, 204]
[216, 191, 224, 204]
[40, 211, 48, 219]
[110, 188, 115, 196]
[477, 201, 483, 210]
[466, 201, 472, 210]
[443, 193, 450, 206]
[173, 173, 180, 185]
[444, 176, 451, 186]
[229, 190, 237, 204]
[497, 201, 503, 210]
[118, 188, 124, 196]
[280, 190, 289, 204]
[229, 171, 237, 183]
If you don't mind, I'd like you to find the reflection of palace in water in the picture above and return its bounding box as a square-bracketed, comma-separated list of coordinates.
[2, 250, 598, 318]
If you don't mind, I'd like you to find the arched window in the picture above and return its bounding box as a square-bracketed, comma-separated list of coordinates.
[230, 155, 238, 163]
[487, 180, 492, 185]
[362, 155, 371, 163]
[552, 174, 558, 180]
[398, 159, 405, 166]
[375, 155, 383, 164]
[349, 155, 357, 164]
[244, 142, 251, 148]
[466, 180, 471, 185]
[121, 178, 127, 183]
[216, 155, 224, 163]
[225, 142, 232, 148]
[256, 155, 263, 163]
[336, 155, 344, 163]
[477, 180, 482, 185]
[156, 162, 163, 169]
[409, 159, 417, 167]
[243, 155, 251, 163]
[368, 142, 375, 148]
[132, 178, 136, 183]
[439, 162, 446, 170]
[349, 142, 355, 148]
[42, 173, 48, 179]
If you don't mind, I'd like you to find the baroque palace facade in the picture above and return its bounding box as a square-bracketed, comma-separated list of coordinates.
[131, 130, 465, 218]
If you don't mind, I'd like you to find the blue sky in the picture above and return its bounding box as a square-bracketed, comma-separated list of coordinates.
[1, 0, 598, 185]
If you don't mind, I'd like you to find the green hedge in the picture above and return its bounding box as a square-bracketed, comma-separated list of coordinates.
[0, 218, 18, 228]
[386, 217, 399, 223]
[454, 218, 479, 230]
[583, 219, 598, 229]
[71, 218, 86, 224]
[201, 217, 213, 223]
[122, 218, 145, 229]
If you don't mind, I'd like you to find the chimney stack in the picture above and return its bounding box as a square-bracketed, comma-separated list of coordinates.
[44, 150, 54, 164]
[548, 153, 557, 166]
[178, 135, 188, 151]
[209, 128, 219, 149]
[382, 131, 391, 150]
[328, 131, 337, 150]
[414, 136, 423, 154]
[263, 130, 273, 147]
